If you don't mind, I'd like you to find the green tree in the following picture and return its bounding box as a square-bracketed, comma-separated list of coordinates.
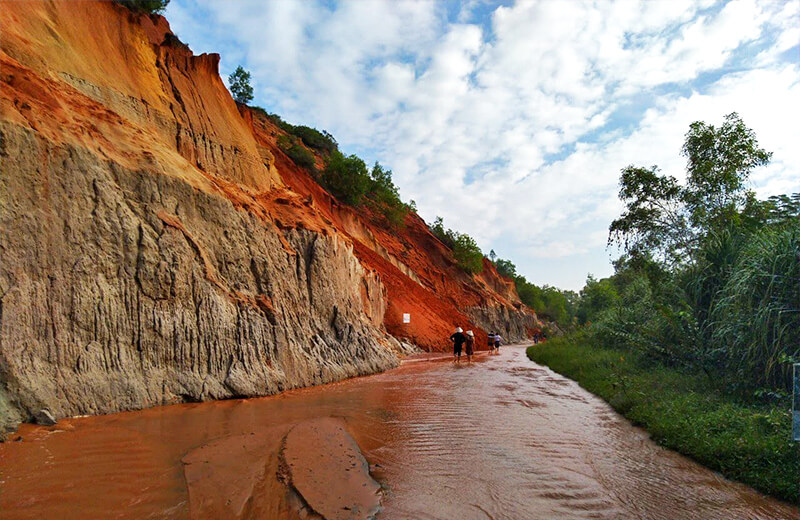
[610, 113, 771, 265]
[608, 165, 688, 263]
[682, 112, 771, 230]
[228, 66, 254, 105]
[761, 193, 800, 224]
[367, 162, 407, 226]
[369, 162, 400, 201]
[576, 275, 618, 324]
[291, 126, 338, 154]
[430, 216, 454, 248]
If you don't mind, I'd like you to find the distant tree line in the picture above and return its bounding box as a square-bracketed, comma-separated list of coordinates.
[489, 255, 577, 328]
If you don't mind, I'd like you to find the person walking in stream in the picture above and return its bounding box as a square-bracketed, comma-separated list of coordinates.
[450, 327, 466, 363]
[493, 332, 503, 353]
[465, 330, 475, 363]
[488, 331, 495, 353]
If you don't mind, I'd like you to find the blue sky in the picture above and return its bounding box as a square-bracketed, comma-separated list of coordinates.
[165, 0, 799, 290]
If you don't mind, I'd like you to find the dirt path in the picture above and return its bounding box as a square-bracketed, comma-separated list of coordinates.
[1, 345, 796, 519]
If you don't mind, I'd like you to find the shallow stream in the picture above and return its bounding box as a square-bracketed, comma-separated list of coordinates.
[1, 345, 796, 519]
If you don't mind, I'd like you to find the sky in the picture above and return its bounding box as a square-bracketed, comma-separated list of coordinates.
[164, 0, 799, 290]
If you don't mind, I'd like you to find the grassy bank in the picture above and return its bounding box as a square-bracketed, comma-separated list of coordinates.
[527, 334, 799, 504]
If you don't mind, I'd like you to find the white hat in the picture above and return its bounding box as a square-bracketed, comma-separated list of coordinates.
[466, 330, 474, 337]
[455, 327, 463, 333]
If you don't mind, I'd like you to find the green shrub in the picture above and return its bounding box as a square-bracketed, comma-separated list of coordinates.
[268, 113, 295, 133]
[451, 233, 484, 274]
[366, 162, 408, 227]
[319, 151, 371, 205]
[430, 217, 455, 248]
[495, 258, 517, 278]
[291, 126, 338, 154]
[114, 0, 170, 14]
[277, 135, 316, 171]
[428, 217, 484, 273]
[251, 111, 415, 224]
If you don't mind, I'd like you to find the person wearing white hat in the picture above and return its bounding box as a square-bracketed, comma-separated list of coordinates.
[449, 327, 467, 363]
[465, 330, 475, 362]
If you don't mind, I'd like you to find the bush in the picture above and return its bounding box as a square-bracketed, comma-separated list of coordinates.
[266, 112, 295, 133]
[291, 126, 338, 154]
[428, 217, 484, 273]
[248, 110, 337, 155]
[495, 258, 516, 278]
[377, 203, 407, 227]
[319, 151, 371, 205]
[451, 233, 484, 274]
[251, 111, 414, 224]
[366, 162, 408, 227]
[277, 135, 316, 171]
[430, 217, 455, 248]
[114, 0, 170, 14]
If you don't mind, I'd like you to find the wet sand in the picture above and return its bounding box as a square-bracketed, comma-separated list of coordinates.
[0, 345, 796, 519]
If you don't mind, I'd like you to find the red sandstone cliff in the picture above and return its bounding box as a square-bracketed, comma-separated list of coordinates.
[0, 1, 539, 430]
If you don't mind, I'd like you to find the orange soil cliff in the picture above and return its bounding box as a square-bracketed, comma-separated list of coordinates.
[0, 0, 539, 428]
[1, 0, 538, 351]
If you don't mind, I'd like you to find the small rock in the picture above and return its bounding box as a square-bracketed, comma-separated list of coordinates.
[34, 409, 57, 426]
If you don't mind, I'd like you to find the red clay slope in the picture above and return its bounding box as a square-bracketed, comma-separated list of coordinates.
[0, 0, 539, 352]
[243, 108, 538, 350]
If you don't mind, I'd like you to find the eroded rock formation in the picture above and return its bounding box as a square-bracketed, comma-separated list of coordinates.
[0, 1, 540, 431]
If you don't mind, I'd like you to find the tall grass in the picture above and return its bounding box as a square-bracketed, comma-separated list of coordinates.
[710, 227, 800, 390]
[589, 224, 799, 394]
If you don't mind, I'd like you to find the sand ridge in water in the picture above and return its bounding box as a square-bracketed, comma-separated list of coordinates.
[0, 346, 797, 519]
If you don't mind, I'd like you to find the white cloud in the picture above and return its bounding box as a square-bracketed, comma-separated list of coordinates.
[166, 0, 800, 290]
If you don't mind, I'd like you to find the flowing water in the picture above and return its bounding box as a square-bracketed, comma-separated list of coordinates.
[0, 345, 796, 519]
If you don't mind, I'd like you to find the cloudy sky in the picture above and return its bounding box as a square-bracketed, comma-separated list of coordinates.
[165, 0, 799, 290]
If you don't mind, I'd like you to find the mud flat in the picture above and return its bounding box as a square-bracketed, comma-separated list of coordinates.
[1, 346, 796, 519]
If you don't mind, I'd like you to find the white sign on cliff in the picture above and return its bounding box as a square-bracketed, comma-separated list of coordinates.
[402, 313, 411, 324]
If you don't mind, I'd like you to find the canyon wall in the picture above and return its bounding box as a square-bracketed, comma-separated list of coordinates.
[0, 1, 539, 431]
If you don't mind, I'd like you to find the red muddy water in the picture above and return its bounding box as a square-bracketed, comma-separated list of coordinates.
[0, 345, 796, 519]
